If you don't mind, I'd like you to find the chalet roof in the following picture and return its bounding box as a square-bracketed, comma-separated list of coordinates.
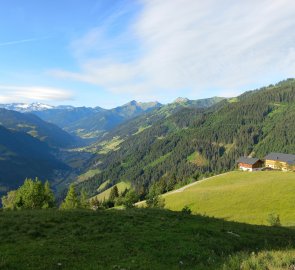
[264, 152, 295, 165]
[237, 157, 260, 165]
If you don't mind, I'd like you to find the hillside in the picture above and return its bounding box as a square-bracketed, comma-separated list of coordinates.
[162, 171, 295, 226]
[76, 79, 295, 198]
[0, 209, 294, 270]
[0, 109, 78, 148]
[0, 125, 68, 193]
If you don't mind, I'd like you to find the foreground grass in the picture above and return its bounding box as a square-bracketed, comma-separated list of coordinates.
[0, 209, 295, 270]
[164, 171, 295, 226]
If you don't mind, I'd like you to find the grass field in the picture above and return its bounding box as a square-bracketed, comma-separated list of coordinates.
[0, 208, 295, 270]
[92, 181, 131, 201]
[97, 179, 111, 192]
[98, 137, 124, 154]
[76, 169, 101, 183]
[163, 171, 295, 226]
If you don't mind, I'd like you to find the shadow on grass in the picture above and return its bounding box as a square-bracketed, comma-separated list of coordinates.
[0, 208, 294, 269]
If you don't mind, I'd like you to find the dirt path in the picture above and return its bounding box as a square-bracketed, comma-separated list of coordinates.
[163, 172, 229, 195]
[135, 172, 229, 206]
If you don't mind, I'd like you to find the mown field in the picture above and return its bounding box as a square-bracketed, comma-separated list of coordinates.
[0, 208, 295, 270]
[164, 171, 295, 226]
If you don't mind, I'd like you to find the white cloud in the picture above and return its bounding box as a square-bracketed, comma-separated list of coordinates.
[51, 0, 295, 100]
[0, 85, 73, 103]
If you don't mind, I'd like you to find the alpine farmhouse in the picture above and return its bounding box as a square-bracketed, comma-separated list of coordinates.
[264, 152, 295, 171]
[237, 152, 295, 172]
[237, 157, 264, 172]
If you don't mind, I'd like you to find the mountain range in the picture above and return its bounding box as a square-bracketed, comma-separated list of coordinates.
[0, 96, 224, 195]
[1, 79, 295, 200]
[74, 79, 295, 199]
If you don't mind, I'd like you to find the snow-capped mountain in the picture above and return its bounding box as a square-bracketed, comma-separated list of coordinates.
[0, 103, 55, 112]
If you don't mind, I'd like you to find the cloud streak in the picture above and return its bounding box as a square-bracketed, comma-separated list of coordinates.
[0, 36, 51, 47]
[51, 0, 295, 100]
[0, 85, 73, 103]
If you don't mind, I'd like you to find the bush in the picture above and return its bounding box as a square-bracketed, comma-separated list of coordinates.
[181, 206, 192, 215]
[267, 213, 281, 226]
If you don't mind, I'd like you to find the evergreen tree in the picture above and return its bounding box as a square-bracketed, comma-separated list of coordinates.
[80, 189, 89, 209]
[90, 197, 102, 210]
[60, 184, 79, 209]
[146, 184, 165, 208]
[122, 190, 139, 208]
[43, 181, 55, 208]
[109, 185, 119, 202]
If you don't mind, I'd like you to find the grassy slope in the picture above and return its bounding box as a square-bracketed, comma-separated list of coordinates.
[92, 181, 131, 201]
[0, 209, 295, 270]
[97, 179, 111, 192]
[76, 169, 101, 183]
[164, 171, 295, 226]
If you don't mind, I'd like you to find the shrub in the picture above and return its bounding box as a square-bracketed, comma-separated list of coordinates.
[267, 213, 281, 226]
[181, 206, 192, 215]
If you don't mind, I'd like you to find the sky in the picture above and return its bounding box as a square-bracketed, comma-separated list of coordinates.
[0, 0, 295, 108]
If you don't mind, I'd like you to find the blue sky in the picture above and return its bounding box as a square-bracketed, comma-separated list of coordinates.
[0, 0, 295, 108]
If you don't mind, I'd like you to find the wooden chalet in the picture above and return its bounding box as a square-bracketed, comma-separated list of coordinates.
[237, 157, 264, 172]
[264, 152, 295, 171]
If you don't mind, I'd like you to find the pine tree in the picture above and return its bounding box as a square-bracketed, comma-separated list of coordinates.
[122, 190, 139, 208]
[146, 183, 165, 208]
[109, 185, 119, 202]
[60, 184, 79, 209]
[79, 189, 89, 209]
[43, 181, 55, 208]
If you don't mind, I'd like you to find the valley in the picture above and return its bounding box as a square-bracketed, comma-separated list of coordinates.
[1, 79, 295, 270]
[2, 1, 295, 269]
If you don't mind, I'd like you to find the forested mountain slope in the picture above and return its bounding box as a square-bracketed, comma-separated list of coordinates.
[0, 109, 78, 148]
[96, 97, 225, 143]
[0, 125, 68, 193]
[77, 79, 295, 198]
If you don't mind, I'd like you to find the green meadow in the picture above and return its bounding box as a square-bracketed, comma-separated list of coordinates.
[164, 171, 295, 226]
[0, 209, 295, 270]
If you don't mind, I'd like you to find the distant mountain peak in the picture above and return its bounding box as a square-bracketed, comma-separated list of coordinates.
[174, 97, 189, 103]
[124, 100, 161, 108]
[0, 103, 55, 112]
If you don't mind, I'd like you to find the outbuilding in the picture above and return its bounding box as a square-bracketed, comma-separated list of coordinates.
[237, 157, 264, 172]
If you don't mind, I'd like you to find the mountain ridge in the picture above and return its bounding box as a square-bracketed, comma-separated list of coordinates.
[75, 79, 295, 198]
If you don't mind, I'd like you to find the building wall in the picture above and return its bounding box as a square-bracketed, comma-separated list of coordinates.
[239, 166, 262, 172]
[238, 163, 252, 168]
[238, 162, 263, 172]
[265, 160, 288, 170]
